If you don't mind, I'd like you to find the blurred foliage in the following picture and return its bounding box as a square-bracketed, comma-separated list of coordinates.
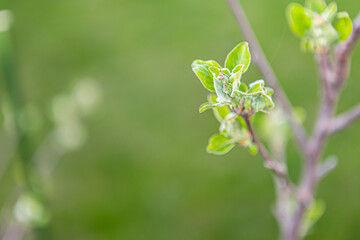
[0, 0, 359, 239]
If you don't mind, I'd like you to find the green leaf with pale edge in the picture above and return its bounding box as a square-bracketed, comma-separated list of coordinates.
[334, 12, 352, 41]
[232, 64, 245, 74]
[199, 102, 223, 113]
[206, 134, 235, 155]
[214, 77, 230, 103]
[230, 64, 244, 97]
[306, 0, 326, 14]
[247, 83, 263, 94]
[224, 42, 251, 73]
[249, 79, 264, 88]
[209, 66, 221, 78]
[230, 65, 244, 81]
[208, 94, 231, 122]
[221, 68, 231, 76]
[191, 60, 221, 92]
[246, 79, 264, 95]
[287, 3, 312, 37]
[250, 94, 274, 112]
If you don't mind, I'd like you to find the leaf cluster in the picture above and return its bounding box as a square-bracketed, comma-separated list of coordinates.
[192, 42, 274, 115]
[287, 0, 352, 51]
[191, 42, 274, 155]
[205, 94, 258, 155]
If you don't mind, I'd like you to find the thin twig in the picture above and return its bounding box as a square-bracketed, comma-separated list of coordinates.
[315, 52, 332, 98]
[242, 114, 290, 185]
[286, 13, 360, 240]
[329, 104, 360, 134]
[325, 13, 360, 134]
[226, 0, 308, 150]
[226, 3, 360, 240]
[285, 47, 341, 240]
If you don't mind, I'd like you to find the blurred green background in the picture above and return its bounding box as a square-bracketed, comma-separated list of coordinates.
[0, 0, 360, 239]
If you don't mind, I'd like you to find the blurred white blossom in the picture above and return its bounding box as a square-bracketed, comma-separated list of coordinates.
[14, 193, 49, 227]
[0, 10, 13, 32]
[51, 78, 101, 150]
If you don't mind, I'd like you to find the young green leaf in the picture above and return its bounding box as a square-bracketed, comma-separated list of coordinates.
[219, 113, 247, 141]
[207, 94, 231, 122]
[247, 80, 264, 95]
[230, 65, 245, 97]
[248, 143, 258, 155]
[334, 12, 353, 41]
[221, 68, 231, 76]
[209, 66, 221, 78]
[247, 83, 263, 95]
[287, 3, 312, 37]
[206, 134, 235, 155]
[214, 77, 231, 104]
[250, 94, 275, 112]
[305, 0, 327, 14]
[232, 64, 245, 74]
[301, 199, 326, 237]
[199, 102, 224, 113]
[191, 60, 221, 92]
[239, 82, 248, 92]
[249, 79, 264, 88]
[321, 2, 337, 21]
[230, 65, 244, 81]
[224, 42, 251, 73]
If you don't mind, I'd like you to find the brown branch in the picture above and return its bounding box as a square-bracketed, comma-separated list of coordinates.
[225, 4, 360, 240]
[285, 64, 337, 240]
[242, 114, 290, 185]
[315, 52, 332, 97]
[329, 104, 360, 134]
[285, 13, 360, 240]
[226, 0, 308, 151]
[286, 99, 336, 240]
[326, 13, 360, 133]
